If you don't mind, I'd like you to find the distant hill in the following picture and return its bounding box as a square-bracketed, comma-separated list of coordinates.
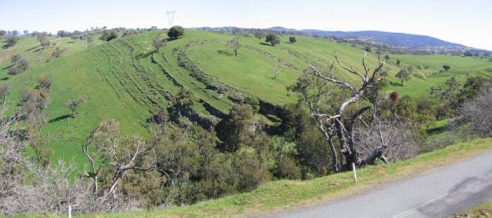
[265, 27, 465, 49]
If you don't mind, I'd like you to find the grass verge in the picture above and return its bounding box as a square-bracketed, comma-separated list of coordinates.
[452, 201, 492, 218]
[11, 137, 492, 218]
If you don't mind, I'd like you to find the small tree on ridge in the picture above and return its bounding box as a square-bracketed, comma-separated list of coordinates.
[167, 26, 185, 39]
[289, 36, 297, 44]
[227, 37, 240, 56]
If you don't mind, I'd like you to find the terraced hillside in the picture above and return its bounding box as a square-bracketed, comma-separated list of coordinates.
[392, 54, 492, 96]
[0, 30, 491, 165]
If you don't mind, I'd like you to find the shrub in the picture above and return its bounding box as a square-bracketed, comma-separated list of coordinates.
[7, 66, 22, 76]
[153, 36, 166, 52]
[99, 29, 119, 41]
[4, 36, 18, 48]
[413, 72, 426, 79]
[0, 83, 10, 103]
[50, 47, 66, 60]
[10, 54, 21, 64]
[289, 36, 296, 44]
[16, 58, 29, 71]
[37, 76, 53, 90]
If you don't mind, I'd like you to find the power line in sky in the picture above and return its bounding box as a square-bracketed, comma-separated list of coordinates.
[167, 10, 176, 27]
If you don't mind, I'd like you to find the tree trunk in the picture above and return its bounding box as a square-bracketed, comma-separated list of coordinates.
[335, 115, 363, 171]
[93, 175, 98, 194]
[335, 117, 355, 171]
[327, 137, 340, 172]
[316, 119, 340, 172]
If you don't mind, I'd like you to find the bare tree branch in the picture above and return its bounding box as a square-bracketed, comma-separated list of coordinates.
[333, 51, 365, 81]
[308, 64, 357, 94]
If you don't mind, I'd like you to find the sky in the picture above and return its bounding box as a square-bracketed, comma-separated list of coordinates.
[1, 0, 491, 50]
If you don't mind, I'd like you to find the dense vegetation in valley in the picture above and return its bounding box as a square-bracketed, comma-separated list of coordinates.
[0, 27, 491, 216]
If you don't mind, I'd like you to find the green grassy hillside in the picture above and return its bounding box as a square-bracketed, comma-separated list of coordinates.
[392, 54, 492, 96]
[0, 30, 491, 165]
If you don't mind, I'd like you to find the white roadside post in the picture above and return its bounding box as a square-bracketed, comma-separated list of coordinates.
[352, 163, 357, 183]
[68, 205, 72, 218]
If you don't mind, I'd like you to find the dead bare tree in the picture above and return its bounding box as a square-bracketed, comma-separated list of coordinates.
[456, 86, 492, 138]
[82, 120, 155, 202]
[1, 159, 139, 216]
[304, 52, 387, 170]
[227, 37, 239, 56]
[272, 64, 280, 79]
[1, 104, 142, 215]
[0, 109, 137, 215]
[0, 109, 28, 214]
[104, 136, 154, 201]
[353, 121, 421, 164]
[4, 161, 95, 215]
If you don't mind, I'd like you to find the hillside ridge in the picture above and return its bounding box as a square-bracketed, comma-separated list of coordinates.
[267, 26, 465, 48]
[198, 26, 471, 49]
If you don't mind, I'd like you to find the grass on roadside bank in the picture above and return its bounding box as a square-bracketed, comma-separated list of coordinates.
[10, 137, 492, 218]
[452, 202, 492, 218]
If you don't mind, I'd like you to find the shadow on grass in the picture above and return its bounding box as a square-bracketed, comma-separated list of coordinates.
[49, 114, 71, 123]
[260, 42, 273, 46]
[426, 124, 449, 136]
[0, 77, 8, 81]
[390, 81, 403, 87]
[2, 44, 14, 49]
[25, 46, 41, 52]
[166, 37, 180, 42]
[136, 51, 153, 59]
[34, 47, 47, 52]
[217, 50, 233, 56]
[2, 64, 14, 70]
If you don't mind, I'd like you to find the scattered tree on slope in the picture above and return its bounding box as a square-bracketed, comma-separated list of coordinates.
[396, 68, 411, 86]
[153, 35, 167, 53]
[64, 95, 86, 118]
[254, 30, 266, 40]
[227, 37, 240, 56]
[7, 54, 29, 76]
[266, 33, 281, 46]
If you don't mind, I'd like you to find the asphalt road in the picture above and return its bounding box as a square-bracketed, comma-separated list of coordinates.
[276, 149, 492, 218]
